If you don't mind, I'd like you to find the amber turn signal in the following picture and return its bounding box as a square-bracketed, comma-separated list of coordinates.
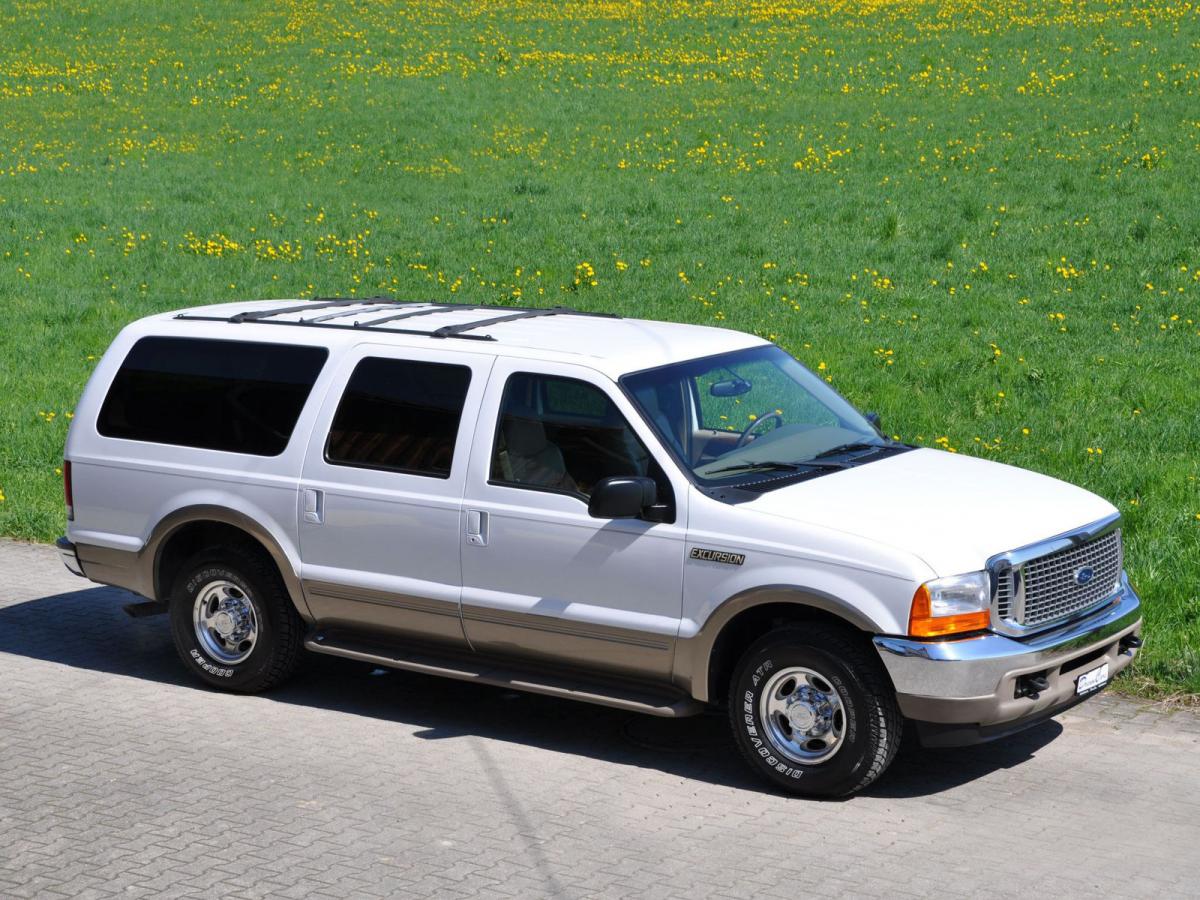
[908, 583, 991, 638]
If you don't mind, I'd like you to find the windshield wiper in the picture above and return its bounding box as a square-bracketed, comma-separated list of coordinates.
[706, 459, 846, 476]
[809, 440, 889, 461]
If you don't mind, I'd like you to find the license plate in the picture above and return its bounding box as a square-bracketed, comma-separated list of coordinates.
[1076, 662, 1109, 695]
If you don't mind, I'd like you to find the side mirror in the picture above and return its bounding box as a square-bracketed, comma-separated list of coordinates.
[588, 476, 657, 519]
[865, 411, 882, 432]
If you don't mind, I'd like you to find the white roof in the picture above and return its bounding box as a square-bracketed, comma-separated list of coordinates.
[140, 299, 767, 379]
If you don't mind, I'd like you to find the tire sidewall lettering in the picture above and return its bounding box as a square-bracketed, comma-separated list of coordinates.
[186, 566, 237, 597]
[739, 651, 863, 783]
[728, 628, 900, 797]
[190, 648, 234, 678]
[178, 564, 268, 685]
[826, 671, 858, 744]
[744, 654, 808, 780]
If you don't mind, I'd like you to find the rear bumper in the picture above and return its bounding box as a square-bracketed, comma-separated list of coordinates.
[874, 575, 1142, 744]
[55, 536, 85, 577]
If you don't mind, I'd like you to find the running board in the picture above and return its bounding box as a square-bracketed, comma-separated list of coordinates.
[304, 630, 703, 718]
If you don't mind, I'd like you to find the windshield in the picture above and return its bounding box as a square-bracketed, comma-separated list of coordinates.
[622, 345, 894, 486]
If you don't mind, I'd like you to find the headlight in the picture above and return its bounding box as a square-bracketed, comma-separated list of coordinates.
[908, 571, 992, 638]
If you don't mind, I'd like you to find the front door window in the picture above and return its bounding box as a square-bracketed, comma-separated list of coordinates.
[490, 372, 673, 512]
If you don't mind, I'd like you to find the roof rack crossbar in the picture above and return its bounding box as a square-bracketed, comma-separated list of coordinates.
[431, 306, 571, 338]
[176, 299, 621, 339]
[306, 302, 413, 324]
[360, 304, 467, 327]
[229, 298, 372, 323]
[309, 295, 399, 305]
[174, 315, 497, 341]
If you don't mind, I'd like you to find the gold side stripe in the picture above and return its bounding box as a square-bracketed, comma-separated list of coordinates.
[305, 581, 672, 651]
[462, 608, 671, 651]
[305, 583, 460, 618]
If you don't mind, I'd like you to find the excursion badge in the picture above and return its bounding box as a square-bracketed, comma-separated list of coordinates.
[689, 547, 746, 566]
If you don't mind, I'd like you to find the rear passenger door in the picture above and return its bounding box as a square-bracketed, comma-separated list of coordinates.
[297, 344, 494, 649]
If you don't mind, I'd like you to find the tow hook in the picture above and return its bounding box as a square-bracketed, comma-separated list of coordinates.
[1015, 673, 1050, 700]
[1120, 634, 1143, 655]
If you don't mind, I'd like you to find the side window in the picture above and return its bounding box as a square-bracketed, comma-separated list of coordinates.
[97, 337, 328, 456]
[490, 372, 672, 506]
[326, 357, 471, 478]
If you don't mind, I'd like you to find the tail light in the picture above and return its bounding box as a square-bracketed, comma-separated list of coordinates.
[63, 460, 74, 521]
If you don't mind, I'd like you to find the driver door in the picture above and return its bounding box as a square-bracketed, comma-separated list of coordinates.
[459, 359, 690, 680]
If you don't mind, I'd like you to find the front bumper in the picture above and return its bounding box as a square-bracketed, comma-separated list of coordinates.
[56, 536, 85, 577]
[874, 574, 1142, 746]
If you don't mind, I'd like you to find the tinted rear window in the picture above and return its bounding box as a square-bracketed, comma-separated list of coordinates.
[98, 337, 328, 456]
[325, 357, 472, 478]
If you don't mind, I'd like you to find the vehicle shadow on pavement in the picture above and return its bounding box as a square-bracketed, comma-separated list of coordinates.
[1, 585, 1061, 799]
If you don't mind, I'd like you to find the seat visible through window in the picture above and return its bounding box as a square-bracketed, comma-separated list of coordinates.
[496, 406, 578, 493]
[490, 373, 673, 505]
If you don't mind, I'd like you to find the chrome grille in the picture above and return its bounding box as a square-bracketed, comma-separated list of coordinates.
[995, 571, 1014, 620]
[994, 528, 1123, 630]
[1021, 529, 1122, 625]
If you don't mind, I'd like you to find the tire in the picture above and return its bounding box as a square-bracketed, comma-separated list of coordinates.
[168, 544, 303, 693]
[727, 624, 902, 798]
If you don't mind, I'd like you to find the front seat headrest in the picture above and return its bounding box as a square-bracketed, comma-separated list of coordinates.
[503, 407, 549, 457]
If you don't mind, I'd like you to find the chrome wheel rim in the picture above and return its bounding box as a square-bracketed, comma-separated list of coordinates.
[192, 580, 258, 665]
[759, 666, 846, 765]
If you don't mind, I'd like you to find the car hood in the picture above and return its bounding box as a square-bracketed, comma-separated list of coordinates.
[741, 448, 1117, 577]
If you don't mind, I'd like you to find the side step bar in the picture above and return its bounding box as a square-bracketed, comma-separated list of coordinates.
[305, 630, 703, 718]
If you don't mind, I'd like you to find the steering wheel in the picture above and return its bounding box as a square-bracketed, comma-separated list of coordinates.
[735, 411, 784, 448]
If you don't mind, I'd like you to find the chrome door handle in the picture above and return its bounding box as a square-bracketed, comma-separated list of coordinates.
[303, 489, 324, 525]
[466, 509, 488, 546]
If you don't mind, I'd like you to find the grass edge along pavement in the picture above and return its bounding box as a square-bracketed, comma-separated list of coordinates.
[0, 0, 1196, 694]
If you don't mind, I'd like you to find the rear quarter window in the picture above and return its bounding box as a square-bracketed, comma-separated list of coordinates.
[97, 336, 328, 456]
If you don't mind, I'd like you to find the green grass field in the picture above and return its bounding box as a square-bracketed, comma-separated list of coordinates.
[1, 1, 1196, 693]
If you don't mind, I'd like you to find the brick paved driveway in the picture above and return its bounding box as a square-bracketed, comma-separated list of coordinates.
[1, 539, 1197, 899]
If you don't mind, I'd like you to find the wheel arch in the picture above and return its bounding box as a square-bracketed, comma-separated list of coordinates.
[677, 586, 883, 705]
[148, 506, 311, 620]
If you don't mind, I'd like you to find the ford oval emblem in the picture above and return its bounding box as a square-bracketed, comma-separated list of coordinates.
[1073, 566, 1095, 586]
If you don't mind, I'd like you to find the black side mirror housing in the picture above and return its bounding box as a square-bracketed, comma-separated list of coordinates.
[865, 411, 882, 432]
[588, 476, 657, 519]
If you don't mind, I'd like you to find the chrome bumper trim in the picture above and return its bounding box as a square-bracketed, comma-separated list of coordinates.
[56, 536, 85, 578]
[874, 574, 1141, 721]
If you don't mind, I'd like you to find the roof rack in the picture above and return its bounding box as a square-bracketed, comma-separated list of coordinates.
[175, 298, 620, 342]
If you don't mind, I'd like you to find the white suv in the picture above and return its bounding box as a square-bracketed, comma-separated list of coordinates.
[57, 298, 1143, 797]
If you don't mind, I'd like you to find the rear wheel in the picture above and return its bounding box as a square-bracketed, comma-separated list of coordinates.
[728, 624, 901, 797]
[168, 544, 303, 693]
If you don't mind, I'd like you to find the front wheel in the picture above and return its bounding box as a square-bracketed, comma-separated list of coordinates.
[168, 545, 303, 693]
[728, 624, 901, 798]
